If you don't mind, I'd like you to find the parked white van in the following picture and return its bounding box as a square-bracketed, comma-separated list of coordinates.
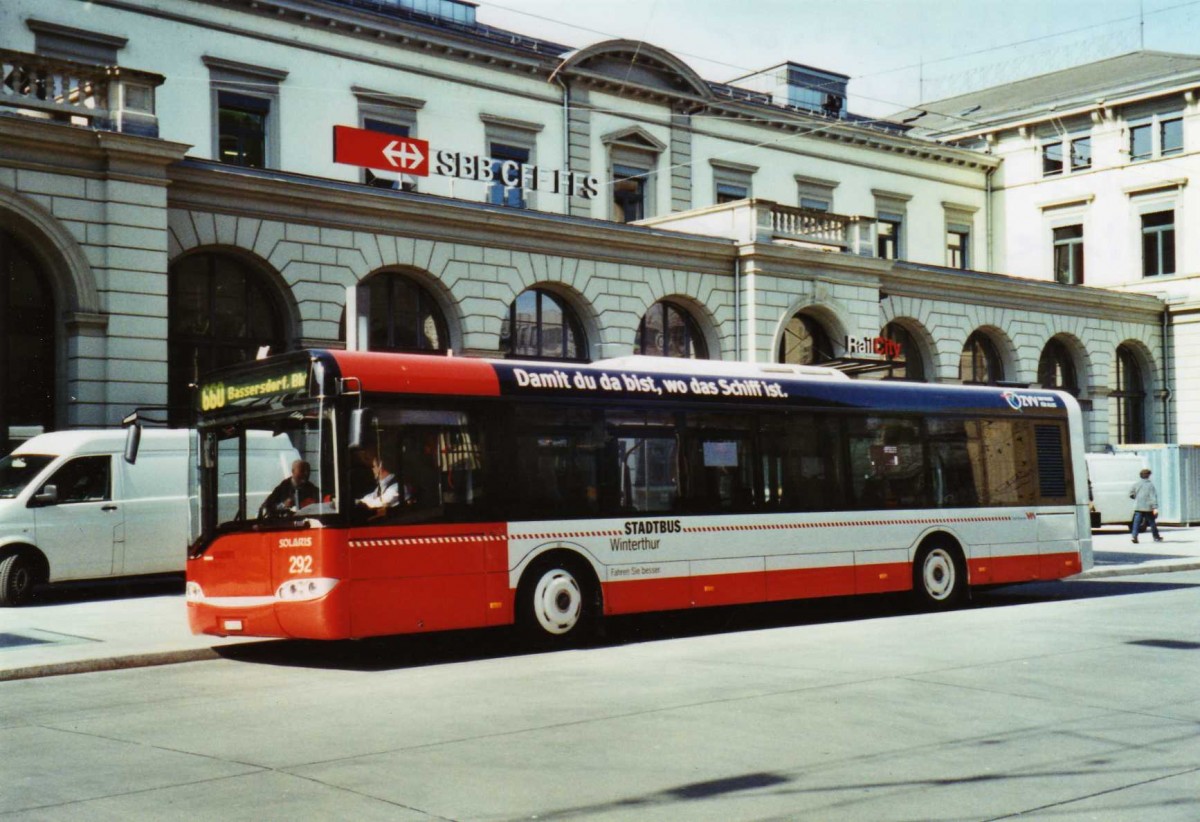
[0, 429, 299, 606]
[1085, 452, 1147, 529]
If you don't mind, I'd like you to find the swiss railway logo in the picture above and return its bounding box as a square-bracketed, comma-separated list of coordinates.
[1002, 390, 1058, 411]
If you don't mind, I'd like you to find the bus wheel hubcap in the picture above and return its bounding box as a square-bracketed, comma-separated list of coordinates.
[923, 550, 955, 600]
[532, 569, 582, 635]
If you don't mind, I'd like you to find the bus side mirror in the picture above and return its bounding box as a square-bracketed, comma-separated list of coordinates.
[123, 422, 142, 465]
[348, 409, 369, 451]
[33, 484, 58, 507]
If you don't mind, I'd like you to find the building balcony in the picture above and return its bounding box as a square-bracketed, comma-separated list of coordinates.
[640, 199, 877, 255]
[0, 49, 164, 137]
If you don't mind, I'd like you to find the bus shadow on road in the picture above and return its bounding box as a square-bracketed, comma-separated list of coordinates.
[213, 578, 1196, 673]
[979, 577, 1199, 606]
[214, 595, 917, 672]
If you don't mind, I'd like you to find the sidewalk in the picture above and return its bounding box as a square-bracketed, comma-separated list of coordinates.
[1080, 522, 1200, 578]
[0, 580, 267, 682]
[2, 526, 1199, 682]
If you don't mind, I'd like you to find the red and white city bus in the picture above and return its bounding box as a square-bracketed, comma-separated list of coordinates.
[181, 349, 1091, 643]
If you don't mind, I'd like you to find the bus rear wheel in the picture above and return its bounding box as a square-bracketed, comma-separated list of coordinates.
[913, 542, 966, 610]
[518, 556, 597, 646]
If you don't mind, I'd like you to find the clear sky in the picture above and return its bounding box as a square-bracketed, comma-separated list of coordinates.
[475, 0, 1200, 119]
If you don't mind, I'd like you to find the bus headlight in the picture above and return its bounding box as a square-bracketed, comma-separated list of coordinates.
[275, 578, 338, 602]
[186, 581, 205, 602]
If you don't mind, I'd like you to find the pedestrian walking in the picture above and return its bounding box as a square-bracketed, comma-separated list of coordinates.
[1129, 468, 1163, 544]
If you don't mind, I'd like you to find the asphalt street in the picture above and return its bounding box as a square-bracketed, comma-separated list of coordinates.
[3, 562, 1200, 820]
[3, 524, 1200, 682]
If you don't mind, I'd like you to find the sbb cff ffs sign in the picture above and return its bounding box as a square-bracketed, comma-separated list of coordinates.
[333, 125, 430, 175]
[332, 124, 599, 200]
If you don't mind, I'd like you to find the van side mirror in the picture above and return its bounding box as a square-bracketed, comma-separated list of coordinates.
[33, 484, 58, 506]
[348, 408, 370, 451]
[124, 423, 142, 465]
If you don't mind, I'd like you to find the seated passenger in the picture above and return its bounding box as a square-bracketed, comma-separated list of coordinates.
[357, 459, 412, 514]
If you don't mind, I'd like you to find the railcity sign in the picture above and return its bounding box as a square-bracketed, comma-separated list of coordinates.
[332, 125, 600, 200]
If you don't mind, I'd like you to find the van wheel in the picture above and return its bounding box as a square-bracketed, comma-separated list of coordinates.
[0, 553, 38, 607]
[913, 541, 966, 610]
[518, 555, 598, 646]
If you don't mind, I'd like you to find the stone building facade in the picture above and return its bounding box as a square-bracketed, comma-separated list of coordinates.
[0, 0, 1169, 454]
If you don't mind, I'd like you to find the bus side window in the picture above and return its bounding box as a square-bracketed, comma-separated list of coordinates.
[758, 414, 842, 512]
[846, 416, 925, 510]
[926, 418, 980, 508]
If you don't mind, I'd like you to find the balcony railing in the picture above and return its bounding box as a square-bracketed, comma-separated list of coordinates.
[0, 49, 164, 137]
[639, 199, 878, 256]
[769, 204, 877, 255]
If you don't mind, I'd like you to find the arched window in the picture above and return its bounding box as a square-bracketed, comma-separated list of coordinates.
[1, 229, 55, 451]
[959, 331, 1004, 384]
[502, 288, 586, 360]
[636, 301, 707, 358]
[778, 314, 833, 365]
[362, 272, 447, 353]
[880, 322, 925, 381]
[1038, 338, 1079, 395]
[168, 252, 287, 418]
[1114, 345, 1146, 443]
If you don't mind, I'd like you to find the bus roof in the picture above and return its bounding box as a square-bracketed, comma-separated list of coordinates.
[196, 350, 1075, 418]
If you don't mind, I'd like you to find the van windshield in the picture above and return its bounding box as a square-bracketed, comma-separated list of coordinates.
[0, 454, 54, 498]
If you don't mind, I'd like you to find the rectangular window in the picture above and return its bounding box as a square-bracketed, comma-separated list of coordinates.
[877, 215, 901, 260]
[715, 183, 748, 204]
[712, 162, 755, 205]
[1052, 224, 1084, 284]
[352, 406, 487, 524]
[846, 417, 926, 509]
[680, 413, 755, 512]
[481, 115, 541, 210]
[797, 175, 837, 213]
[613, 164, 648, 223]
[1070, 135, 1091, 171]
[1130, 123, 1153, 161]
[217, 91, 269, 169]
[616, 433, 677, 513]
[504, 405, 601, 519]
[488, 143, 531, 208]
[1042, 141, 1064, 176]
[1141, 210, 1176, 277]
[205, 57, 285, 170]
[947, 223, 970, 269]
[1161, 117, 1183, 156]
[968, 419, 1039, 506]
[758, 415, 843, 512]
[926, 419, 980, 508]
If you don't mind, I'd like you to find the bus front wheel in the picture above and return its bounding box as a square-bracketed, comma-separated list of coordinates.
[518, 555, 598, 645]
[913, 542, 967, 609]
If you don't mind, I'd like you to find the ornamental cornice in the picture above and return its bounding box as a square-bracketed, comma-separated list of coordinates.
[884, 263, 1164, 322]
[167, 160, 737, 277]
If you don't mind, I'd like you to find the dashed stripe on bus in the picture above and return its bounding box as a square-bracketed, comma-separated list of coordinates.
[681, 515, 1020, 534]
[350, 534, 506, 548]
[350, 514, 1030, 547]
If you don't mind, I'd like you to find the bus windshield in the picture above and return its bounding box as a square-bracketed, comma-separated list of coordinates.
[196, 403, 338, 547]
[0, 454, 54, 498]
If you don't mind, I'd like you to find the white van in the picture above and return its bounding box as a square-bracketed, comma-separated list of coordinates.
[0, 429, 298, 606]
[1085, 452, 1146, 529]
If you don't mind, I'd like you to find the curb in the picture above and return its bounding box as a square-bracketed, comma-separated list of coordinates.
[1074, 560, 1200, 581]
[0, 647, 221, 683]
